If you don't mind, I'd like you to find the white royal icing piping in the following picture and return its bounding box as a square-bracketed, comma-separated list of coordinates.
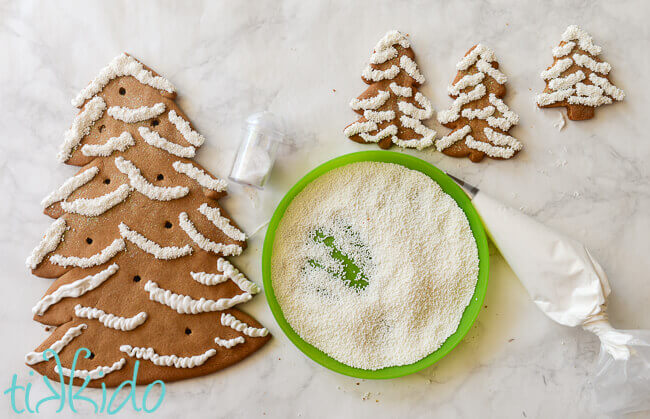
[368, 30, 410, 65]
[74, 304, 147, 331]
[120, 345, 216, 368]
[114, 156, 189, 201]
[118, 222, 192, 260]
[50, 238, 125, 268]
[167, 110, 205, 147]
[178, 212, 243, 256]
[464, 127, 523, 159]
[448, 73, 485, 96]
[552, 41, 576, 58]
[476, 59, 507, 84]
[171, 161, 227, 192]
[55, 358, 126, 381]
[541, 58, 573, 81]
[214, 336, 245, 349]
[344, 121, 378, 138]
[138, 126, 196, 158]
[462, 106, 495, 120]
[81, 132, 135, 157]
[536, 88, 576, 107]
[107, 103, 166, 123]
[485, 94, 520, 131]
[359, 125, 398, 144]
[350, 90, 390, 111]
[589, 73, 625, 101]
[26, 218, 67, 270]
[396, 116, 436, 150]
[561, 25, 602, 56]
[58, 97, 107, 162]
[435, 125, 472, 151]
[387, 83, 411, 98]
[399, 55, 425, 84]
[397, 92, 433, 120]
[362, 65, 400, 82]
[72, 53, 175, 108]
[191, 258, 261, 294]
[25, 324, 87, 365]
[60, 184, 131, 217]
[548, 70, 585, 91]
[456, 44, 495, 71]
[437, 84, 486, 124]
[363, 110, 396, 123]
[221, 313, 268, 337]
[32, 264, 119, 316]
[198, 203, 246, 242]
[572, 53, 611, 75]
[143, 280, 252, 314]
[41, 167, 100, 208]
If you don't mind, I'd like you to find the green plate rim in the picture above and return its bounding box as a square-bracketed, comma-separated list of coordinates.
[262, 150, 489, 379]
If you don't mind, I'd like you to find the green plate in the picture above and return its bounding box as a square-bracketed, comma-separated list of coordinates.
[262, 151, 489, 379]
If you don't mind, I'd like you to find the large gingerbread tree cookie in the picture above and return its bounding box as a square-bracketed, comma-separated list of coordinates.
[436, 44, 522, 162]
[25, 53, 270, 387]
[344, 30, 436, 150]
[535, 25, 625, 121]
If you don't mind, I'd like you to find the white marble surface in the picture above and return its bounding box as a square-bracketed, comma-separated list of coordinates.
[1, 1, 649, 418]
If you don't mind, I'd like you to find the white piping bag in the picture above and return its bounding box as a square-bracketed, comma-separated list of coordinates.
[448, 174, 650, 416]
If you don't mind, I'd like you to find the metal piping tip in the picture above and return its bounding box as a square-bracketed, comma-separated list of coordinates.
[445, 172, 479, 199]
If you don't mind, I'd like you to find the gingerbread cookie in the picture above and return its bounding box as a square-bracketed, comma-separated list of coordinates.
[436, 44, 521, 162]
[536, 25, 625, 121]
[344, 30, 436, 150]
[25, 53, 270, 387]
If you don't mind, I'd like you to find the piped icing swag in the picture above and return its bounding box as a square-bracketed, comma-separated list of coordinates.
[25, 53, 269, 387]
[344, 30, 436, 150]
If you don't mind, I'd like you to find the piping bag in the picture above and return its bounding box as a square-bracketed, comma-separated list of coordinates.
[448, 173, 650, 416]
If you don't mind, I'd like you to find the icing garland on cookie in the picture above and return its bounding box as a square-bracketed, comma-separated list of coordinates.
[191, 258, 260, 293]
[26, 218, 67, 270]
[221, 313, 269, 337]
[138, 126, 196, 158]
[437, 84, 486, 124]
[41, 166, 99, 208]
[118, 222, 193, 260]
[107, 103, 166, 123]
[81, 132, 135, 157]
[60, 184, 131, 217]
[74, 304, 148, 331]
[55, 358, 126, 380]
[464, 128, 523, 159]
[143, 280, 252, 314]
[455, 44, 507, 84]
[49, 238, 126, 268]
[178, 212, 243, 256]
[120, 345, 216, 368]
[72, 53, 175, 108]
[214, 336, 245, 349]
[58, 97, 107, 162]
[535, 25, 624, 108]
[32, 264, 119, 316]
[198, 203, 246, 241]
[171, 161, 227, 192]
[167, 110, 205, 147]
[24, 323, 87, 365]
[114, 156, 189, 201]
[349, 90, 390, 111]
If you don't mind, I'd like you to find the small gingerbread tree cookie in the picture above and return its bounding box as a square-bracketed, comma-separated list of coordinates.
[436, 44, 522, 162]
[344, 30, 436, 150]
[536, 25, 625, 121]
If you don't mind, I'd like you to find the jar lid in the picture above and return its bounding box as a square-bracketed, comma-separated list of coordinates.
[246, 111, 285, 140]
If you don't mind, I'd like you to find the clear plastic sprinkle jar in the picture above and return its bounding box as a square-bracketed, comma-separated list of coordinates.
[229, 112, 285, 189]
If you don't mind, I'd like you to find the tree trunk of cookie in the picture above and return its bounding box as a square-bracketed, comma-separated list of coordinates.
[567, 104, 595, 121]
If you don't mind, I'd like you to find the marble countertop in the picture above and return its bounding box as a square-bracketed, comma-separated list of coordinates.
[1, 1, 649, 418]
